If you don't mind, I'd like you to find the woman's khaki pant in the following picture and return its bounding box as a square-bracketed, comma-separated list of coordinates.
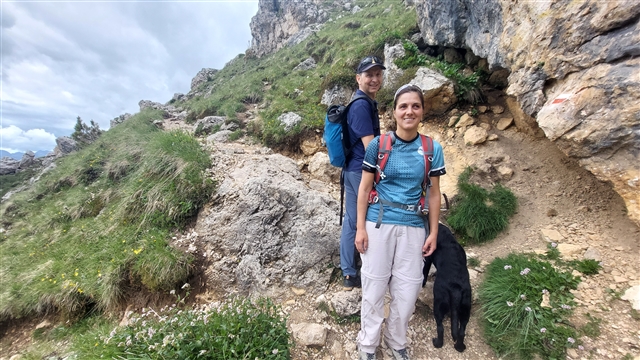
[357, 221, 425, 353]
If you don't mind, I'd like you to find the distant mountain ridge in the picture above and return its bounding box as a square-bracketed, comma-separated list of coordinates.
[0, 150, 50, 160]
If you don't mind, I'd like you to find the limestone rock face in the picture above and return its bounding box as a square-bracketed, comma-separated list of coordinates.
[415, 1, 640, 225]
[248, 0, 333, 57]
[383, 42, 406, 89]
[195, 154, 341, 297]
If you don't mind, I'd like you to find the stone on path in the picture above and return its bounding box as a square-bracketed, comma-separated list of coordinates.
[621, 285, 640, 310]
[290, 323, 328, 347]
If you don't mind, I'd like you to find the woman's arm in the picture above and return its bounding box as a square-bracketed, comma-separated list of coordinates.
[422, 176, 441, 257]
[355, 170, 375, 253]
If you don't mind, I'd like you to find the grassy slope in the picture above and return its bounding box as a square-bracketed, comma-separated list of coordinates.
[0, 110, 213, 320]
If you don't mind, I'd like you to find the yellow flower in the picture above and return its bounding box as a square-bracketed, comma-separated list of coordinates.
[61, 274, 65, 278]
[133, 248, 143, 255]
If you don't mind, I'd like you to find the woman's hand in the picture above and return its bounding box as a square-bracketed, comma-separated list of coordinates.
[422, 232, 437, 257]
[355, 228, 368, 254]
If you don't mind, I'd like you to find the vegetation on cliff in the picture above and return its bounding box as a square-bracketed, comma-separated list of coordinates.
[179, 2, 419, 149]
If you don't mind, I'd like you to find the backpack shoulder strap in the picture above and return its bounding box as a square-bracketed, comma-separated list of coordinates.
[348, 94, 374, 107]
[343, 95, 377, 157]
[345, 95, 376, 122]
[420, 134, 434, 189]
[375, 132, 395, 184]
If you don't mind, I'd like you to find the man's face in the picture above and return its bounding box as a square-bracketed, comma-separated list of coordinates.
[356, 67, 383, 98]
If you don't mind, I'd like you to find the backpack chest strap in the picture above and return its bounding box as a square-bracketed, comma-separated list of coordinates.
[371, 197, 428, 228]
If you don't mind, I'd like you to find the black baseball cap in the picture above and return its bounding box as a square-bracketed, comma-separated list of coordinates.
[356, 56, 386, 73]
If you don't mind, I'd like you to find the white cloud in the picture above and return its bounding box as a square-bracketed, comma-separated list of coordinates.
[1, 1, 259, 152]
[0, 125, 57, 152]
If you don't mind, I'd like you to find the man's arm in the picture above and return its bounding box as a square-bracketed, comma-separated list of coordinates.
[361, 135, 374, 152]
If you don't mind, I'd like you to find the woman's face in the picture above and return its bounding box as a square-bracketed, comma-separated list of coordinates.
[393, 91, 423, 132]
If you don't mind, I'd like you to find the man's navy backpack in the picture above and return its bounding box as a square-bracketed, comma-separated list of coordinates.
[323, 95, 375, 167]
[323, 95, 375, 225]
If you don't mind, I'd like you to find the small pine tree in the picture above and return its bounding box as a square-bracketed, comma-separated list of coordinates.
[71, 116, 103, 147]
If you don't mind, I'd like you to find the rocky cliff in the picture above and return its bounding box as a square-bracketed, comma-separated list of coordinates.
[248, 0, 338, 57]
[416, 0, 640, 224]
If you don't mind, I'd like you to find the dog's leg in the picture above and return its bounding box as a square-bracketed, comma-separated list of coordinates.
[454, 290, 472, 352]
[451, 307, 466, 352]
[432, 291, 447, 348]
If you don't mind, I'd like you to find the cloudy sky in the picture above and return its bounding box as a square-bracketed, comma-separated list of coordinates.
[1, 0, 259, 153]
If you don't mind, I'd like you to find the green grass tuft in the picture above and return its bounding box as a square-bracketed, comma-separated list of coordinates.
[73, 297, 290, 359]
[479, 253, 580, 359]
[447, 167, 518, 244]
[467, 256, 481, 268]
[569, 259, 601, 276]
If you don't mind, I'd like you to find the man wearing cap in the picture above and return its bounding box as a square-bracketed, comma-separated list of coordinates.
[339, 55, 386, 290]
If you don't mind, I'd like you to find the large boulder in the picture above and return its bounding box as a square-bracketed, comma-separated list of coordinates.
[194, 116, 227, 136]
[410, 67, 457, 115]
[321, 85, 353, 107]
[194, 153, 340, 297]
[293, 57, 317, 71]
[0, 157, 19, 175]
[190, 68, 218, 91]
[54, 136, 77, 156]
[18, 151, 35, 169]
[415, 0, 640, 225]
[138, 100, 166, 112]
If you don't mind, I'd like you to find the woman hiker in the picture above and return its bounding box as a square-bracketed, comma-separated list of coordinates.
[355, 84, 446, 360]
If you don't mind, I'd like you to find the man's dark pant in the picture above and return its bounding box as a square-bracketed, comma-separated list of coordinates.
[339, 170, 361, 277]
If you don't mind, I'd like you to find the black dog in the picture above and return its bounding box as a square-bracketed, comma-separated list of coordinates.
[422, 223, 472, 352]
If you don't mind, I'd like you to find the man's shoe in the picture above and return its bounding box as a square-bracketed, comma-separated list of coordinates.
[385, 339, 410, 360]
[343, 275, 361, 290]
[359, 350, 376, 360]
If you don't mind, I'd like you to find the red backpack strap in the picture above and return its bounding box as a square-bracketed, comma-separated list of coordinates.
[420, 135, 434, 189]
[375, 133, 395, 184]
